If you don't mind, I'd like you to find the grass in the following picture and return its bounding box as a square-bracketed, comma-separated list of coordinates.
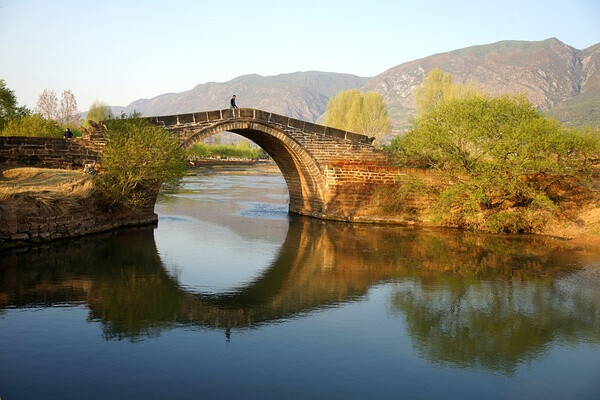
[0, 167, 94, 215]
[187, 142, 261, 160]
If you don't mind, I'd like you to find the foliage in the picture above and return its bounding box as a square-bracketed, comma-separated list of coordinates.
[324, 89, 390, 143]
[0, 113, 63, 138]
[187, 140, 261, 159]
[84, 100, 113, 128]
[389, 92, 600, 233]
[414, 68, 481, 114]
[0, 79, 29, 131]
[377, 175, 429, 215]
[96, 117, 186, 209]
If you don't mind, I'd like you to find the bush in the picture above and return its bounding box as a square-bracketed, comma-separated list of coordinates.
[0, 114, 63, 138]
[388, 93, 600, 232]
[96, 117, 186, 209]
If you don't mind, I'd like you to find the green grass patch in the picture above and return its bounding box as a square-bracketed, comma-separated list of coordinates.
[187, 142, 261, 160]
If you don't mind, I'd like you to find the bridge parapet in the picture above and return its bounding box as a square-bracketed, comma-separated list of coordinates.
[146, 108, 375, 145]
[143, 108, 411, 222]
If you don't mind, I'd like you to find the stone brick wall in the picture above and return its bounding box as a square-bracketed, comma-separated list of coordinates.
[0, 191, 158, 249]
[0, 126, 153, 248]
[150, 108, 428, 223]
[0, 136, 101, 168]
[0, 109, 431, 231]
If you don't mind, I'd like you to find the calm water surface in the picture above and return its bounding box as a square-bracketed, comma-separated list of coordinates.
[1, 166, 600, 399]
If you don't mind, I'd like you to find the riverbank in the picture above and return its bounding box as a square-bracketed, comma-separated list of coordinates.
[3, 166, 600, 248]
[0, 167, 157, 249]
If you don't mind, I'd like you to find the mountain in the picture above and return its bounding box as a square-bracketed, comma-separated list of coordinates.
[122, 71, 369, 122]
[362, 38, 600, 133]
[546, 42, 600, 126]
[118, 38, 599, 136]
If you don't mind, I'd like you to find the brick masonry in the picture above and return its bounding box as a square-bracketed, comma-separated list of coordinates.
[1, 109, 429, 240]
[149, 108, 426, 223]
[0, 135, 102, 168]
[0, 126, 147, 248]
[0, 187, 158, 249]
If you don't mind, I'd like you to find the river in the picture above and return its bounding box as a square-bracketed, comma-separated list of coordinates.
[1, 165, 599, 399]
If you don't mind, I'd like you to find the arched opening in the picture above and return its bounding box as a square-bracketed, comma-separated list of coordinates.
[179, 120, 327, 216]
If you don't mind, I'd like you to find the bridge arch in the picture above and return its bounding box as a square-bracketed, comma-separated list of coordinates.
[178, 120, 327, 216]
[145, 108, 401, 222]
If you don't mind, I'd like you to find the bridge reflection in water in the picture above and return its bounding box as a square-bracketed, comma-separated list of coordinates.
[1, 220, 599, 374]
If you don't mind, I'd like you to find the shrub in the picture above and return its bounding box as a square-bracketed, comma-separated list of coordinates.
[388, 93, 600, 232]
[0, 114, 63, 138]
[96, 117, 186, 209]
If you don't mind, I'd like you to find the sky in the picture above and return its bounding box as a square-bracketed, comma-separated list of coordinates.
[1, 0, 599, 112]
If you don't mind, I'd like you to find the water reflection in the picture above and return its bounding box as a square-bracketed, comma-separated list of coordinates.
[1, 220, 599, 373]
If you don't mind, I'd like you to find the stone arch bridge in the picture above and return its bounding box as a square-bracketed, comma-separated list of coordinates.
[145, 108, 405, 222]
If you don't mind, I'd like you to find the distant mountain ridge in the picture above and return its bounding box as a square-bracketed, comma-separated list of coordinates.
[362, 37, 600, 132]
[119, 38, 599, 134]
[122, 71, 369, 122]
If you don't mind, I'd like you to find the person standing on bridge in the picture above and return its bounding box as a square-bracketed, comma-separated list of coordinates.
[230, 95, 238, 109]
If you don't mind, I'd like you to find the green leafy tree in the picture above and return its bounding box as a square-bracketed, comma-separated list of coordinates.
[414, 68, 480, 114]
[324, 89, 390, 142]
[390, 93, 600, 232]
[96, 117, 186, 209]
[0, 113, 63, 138]
[0, 79, 29, 131]
[84, 100, 113, 128]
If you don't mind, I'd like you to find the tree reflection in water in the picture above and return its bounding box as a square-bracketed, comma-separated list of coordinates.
[1, 220, 599, 372]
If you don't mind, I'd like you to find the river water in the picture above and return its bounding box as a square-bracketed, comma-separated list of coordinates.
[1, 166, 600, 399]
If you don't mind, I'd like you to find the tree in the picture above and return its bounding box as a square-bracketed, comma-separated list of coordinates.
[84, 100, 113, 128]
[0, 114, 63, 138]
[390, 93, 600, 232]
[0, 79, 29, 131]
[324, 89, 390, 142]
[36, 89, 59, 121]
[96, 117, 186, 209]
[59, 89, 79, 126]
[414, 68, 480, 114]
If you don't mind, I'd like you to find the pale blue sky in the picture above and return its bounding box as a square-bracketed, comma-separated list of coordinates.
[1, 0, 599, 112]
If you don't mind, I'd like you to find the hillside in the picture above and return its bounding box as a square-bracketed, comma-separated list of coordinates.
[122, 72, 369, 122]
[116, 38, 599, 137]
[362, 38, 600, 134]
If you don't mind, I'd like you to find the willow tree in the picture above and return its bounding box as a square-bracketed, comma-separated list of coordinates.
[414, 68, 480, 114]
[324, 89, 390, 143]
[84, 100, 113, 128]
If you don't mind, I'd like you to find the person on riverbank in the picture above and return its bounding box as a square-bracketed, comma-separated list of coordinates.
[230, 95, 238, 109]
[64, 128, 73, 139]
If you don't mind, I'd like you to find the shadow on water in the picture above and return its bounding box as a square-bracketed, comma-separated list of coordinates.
[1, 219, 599, 373]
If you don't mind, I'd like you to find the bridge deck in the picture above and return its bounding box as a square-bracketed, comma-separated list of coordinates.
[145, 108, 374, 145]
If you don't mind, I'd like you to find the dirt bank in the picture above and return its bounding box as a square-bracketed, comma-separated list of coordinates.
[0, 167, 157, 249]
[2, 166, 600, 249]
